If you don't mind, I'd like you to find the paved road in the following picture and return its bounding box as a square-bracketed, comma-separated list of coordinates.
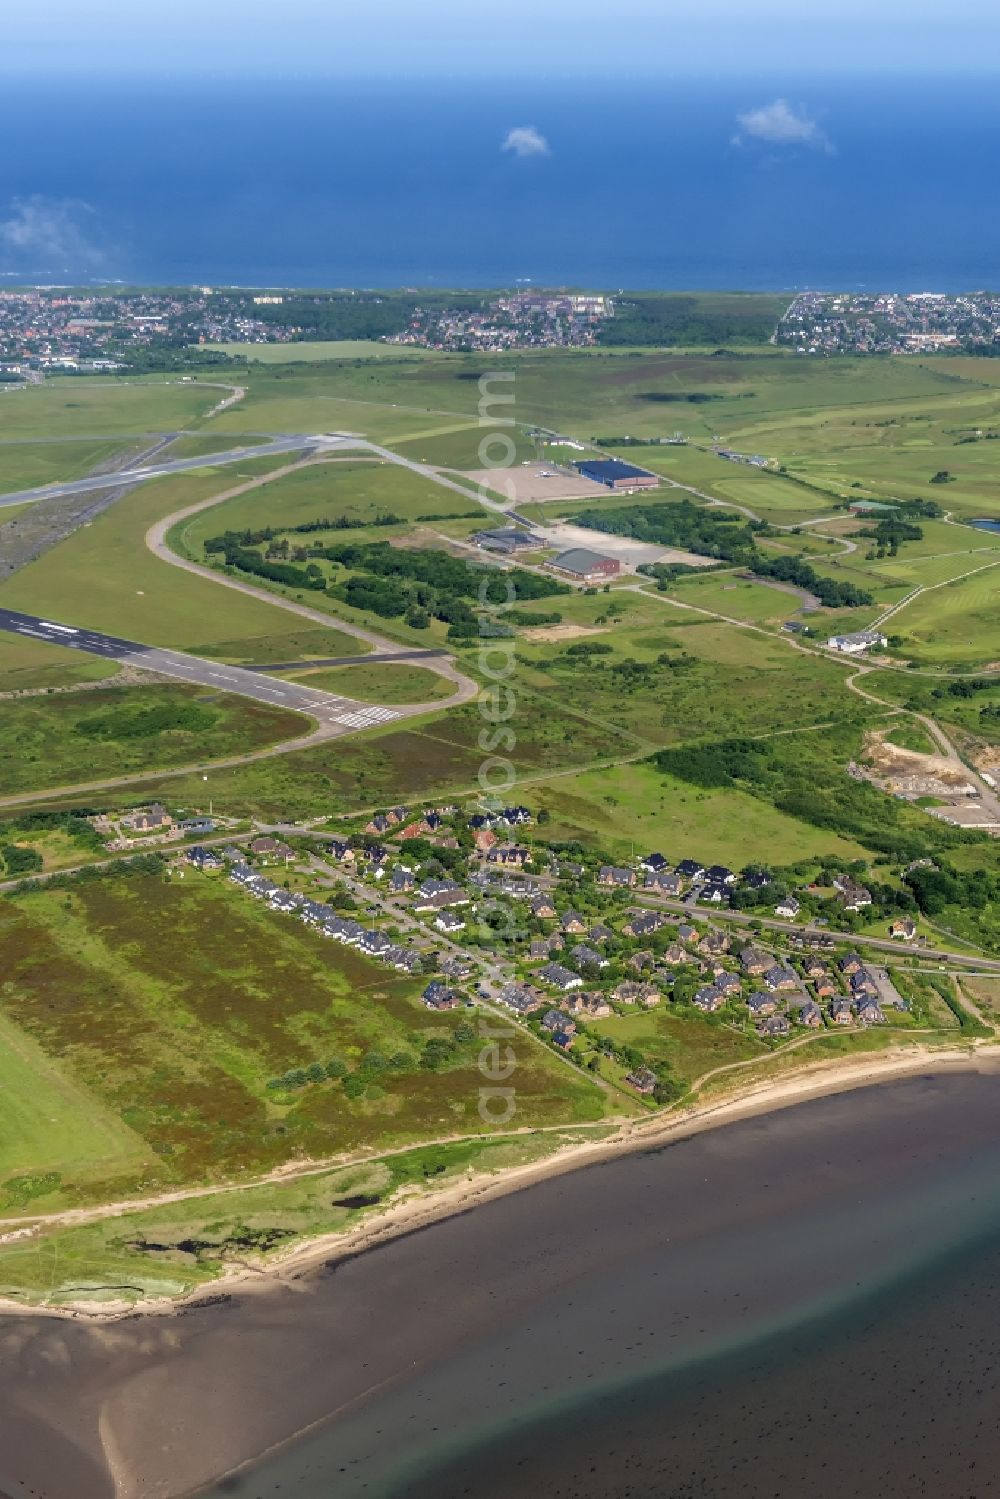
[0, 433, 359, 509]
[633, 889, 1000, 972]
[0, 608, 406, 733]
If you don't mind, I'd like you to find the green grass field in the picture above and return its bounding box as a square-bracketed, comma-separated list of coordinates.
[0, 438, 142, 495]
[0, 634, 121, 694]
[0, 379, 224, 439]
[282, 661, 456, 703]
[0, 685, 306, 796]
[535, 759, 869, 864]
[200, 341, 450, 362]
[0, 874, 608, 1210]
[173, 456, 482, 559]
[0, 459, 327, 651]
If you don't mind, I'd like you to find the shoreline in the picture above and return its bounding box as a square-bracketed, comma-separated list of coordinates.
[3, 1038, 997, 1329]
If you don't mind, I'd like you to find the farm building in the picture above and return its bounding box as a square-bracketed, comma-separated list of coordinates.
[547, 547, 621, 583]
[574, 457, 660, 491]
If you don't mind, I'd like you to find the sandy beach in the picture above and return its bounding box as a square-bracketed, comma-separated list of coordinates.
[2, 1047, 1000, 1498]
[4, 1038, 996, 1329]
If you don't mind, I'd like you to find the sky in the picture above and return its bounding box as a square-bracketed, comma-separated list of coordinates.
[5, 0, 1000, 78]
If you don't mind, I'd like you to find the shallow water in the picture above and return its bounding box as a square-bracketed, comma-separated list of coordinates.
[188, 1072, 1000, 1499]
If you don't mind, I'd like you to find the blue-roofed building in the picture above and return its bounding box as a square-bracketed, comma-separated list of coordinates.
[575, 457, 659, 491]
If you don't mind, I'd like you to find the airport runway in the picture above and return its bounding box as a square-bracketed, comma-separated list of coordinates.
[0, 608, 405, 733]
[0, 433, 362, 509]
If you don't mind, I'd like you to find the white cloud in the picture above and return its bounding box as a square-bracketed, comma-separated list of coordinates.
[0, 195, 108, 271]
[501, 125, 550, 159]
[732, 99, 834, 153]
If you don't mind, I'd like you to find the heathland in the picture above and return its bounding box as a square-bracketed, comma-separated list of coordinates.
[1, 323, 999, 1307]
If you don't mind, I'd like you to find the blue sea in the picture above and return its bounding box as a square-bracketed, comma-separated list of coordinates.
[3, 74, 1000, 290]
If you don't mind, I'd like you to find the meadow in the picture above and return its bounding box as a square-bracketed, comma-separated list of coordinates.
[0, 378, 224, 439]
[0, 437, 142, 495]
[280, 661, 456, 703]
[0, 686, 305, 797]
[0, 874, 607, 1212]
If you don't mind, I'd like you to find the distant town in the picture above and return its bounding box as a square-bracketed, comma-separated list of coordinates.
[4, 285, 1000, 375]
[775, 291, 1000, 355]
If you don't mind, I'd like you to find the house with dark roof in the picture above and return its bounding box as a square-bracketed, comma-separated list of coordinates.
[538, 962, 584, 991]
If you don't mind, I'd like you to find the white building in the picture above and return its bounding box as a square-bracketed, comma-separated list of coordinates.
[826, 631, 887, 655]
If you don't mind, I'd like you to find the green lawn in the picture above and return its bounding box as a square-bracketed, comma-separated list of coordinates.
[0, 633, 120, 694]
[0, 438, 142, 495]
[282, 661, 457, 703]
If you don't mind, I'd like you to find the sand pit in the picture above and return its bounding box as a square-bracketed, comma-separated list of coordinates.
[520, 623, 610, 643]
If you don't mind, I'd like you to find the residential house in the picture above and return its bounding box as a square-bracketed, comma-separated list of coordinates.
[802, 953, 828, 978]
[740, 945, 773, 976]
[743, 870, 772, 891]
[126, 803, 172, 831]
[747, 991, 778, 1018]
[529, 938, 551, 960]
[715, 971, 741, 997]
[390, 866, 415, 895]
[834, 876, 873, 911]
[250, 836, 293, 861]
[572, 943, 609, 970]
[440, 955, 474, 980]
[678, 923, 698, 945]
[795, 998, 824, 1028]
[531, 894, 557, 920]
[693, 984, 725, 1013]
[628, 949, 655, 972]
[890, 918, 918, 941]
[676, 859, 704, 880]
[613, 980, 661, 1008]
[698, 929, 730, 958]
[589, 923, 615, 944]
[764, 964, 799, 992]
[706, 864, 736, 886]
[850, 969, 878, 997]
[435, 909, 466, 934]
[538, 962, 584, 992]
[758, 1014, 791, 1039]
[498, 983, 544, 1015]
[178, 817, 214, 835]
[422, 980, 459, 1010]
[623, 910, 669, 939]
[473, 827, 498, 853]
[567, 991, 612, 1019]
[541, 1009, 576, 1034]
[625, 1067, 659, 1095]
[327, 839, 354, 864]
[813, 973, 838, 999]
[830, 998, 854, 1025]
[856, 997, 886, 1026]
[487, 844, 532, 867]
[644, 869, 683, 895]
[662, 942, 687, 966]
[413, 885, 470, 912]
[838, 952, 864, 976]
[561, 910, 587, 935]
[775, 895, 801, 919]
[598, 865, 636, 888]
[641, 852, 668, 873]
[185, 845, 221, 870]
